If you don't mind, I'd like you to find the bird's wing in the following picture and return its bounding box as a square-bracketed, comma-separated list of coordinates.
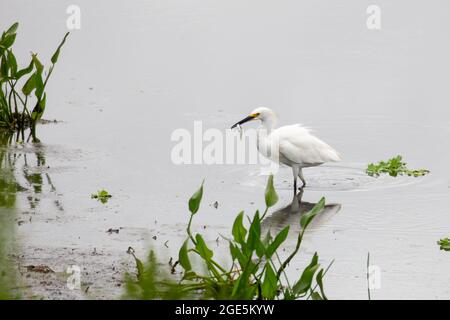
[274, 124, 341, 165]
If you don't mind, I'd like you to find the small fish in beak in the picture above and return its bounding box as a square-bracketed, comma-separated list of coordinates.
[236, 123, 243, 139]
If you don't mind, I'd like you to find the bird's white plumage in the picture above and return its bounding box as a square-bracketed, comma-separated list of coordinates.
[274, 124, 341, 166]
[232, 107, 341, 191]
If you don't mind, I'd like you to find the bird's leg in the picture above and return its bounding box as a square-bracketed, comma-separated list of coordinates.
[297, 186, 304, 203]
[293, 177, 297, 196]
[292, 166, 299, 195]
[298, 168, 306, 188]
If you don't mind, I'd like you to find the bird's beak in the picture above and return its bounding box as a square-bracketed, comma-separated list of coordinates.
[231, 114, 256, 129]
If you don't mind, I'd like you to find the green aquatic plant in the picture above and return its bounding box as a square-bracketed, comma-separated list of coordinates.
[437, 238, 450, 251]
[91, 189, 112, 204]
[366, 155, 429, 177]
[0, 171, 19, 300]
[0, 133, 20, 299]
[123, 247, 187, 300]
[1, 130, 63, 299]
[124, 175, 332, 300]
[0, 22, 69, 141]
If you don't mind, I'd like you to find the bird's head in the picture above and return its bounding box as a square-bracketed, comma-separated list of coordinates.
[231, 107, 277, 129]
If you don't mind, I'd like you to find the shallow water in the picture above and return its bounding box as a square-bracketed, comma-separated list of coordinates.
[1, 0, 450, 299]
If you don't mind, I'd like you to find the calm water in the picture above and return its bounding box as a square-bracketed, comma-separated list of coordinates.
[1, 0, 450, 299]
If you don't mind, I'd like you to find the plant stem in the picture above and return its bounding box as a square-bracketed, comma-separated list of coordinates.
[276, 229, 306, 279]
[186, 209, 228, 277]
[274, 252, 291, 290]
[190, 249, 224, 282]
[260, 207, 269, 220]
[186, 213, 196, 245]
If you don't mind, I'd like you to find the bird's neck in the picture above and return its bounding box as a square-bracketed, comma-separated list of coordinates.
[259, 118, 276, 133]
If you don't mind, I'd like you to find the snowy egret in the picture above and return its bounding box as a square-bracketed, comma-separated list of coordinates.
[231, 107, 341, 194]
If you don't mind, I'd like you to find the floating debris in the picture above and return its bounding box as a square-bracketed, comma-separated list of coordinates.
[106, 228, 120, 234]
[91, 190, 112, 204]
[25, 265, 54, 274]
[437, 238, 450, 251]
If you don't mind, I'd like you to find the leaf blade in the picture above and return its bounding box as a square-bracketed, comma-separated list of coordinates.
[188, 181, 204, 214]
[266, 225, 289, 258]
[51, 32, 70, 64]
[195, 234, 213, 261]
[265, 174, 278, 208]
[232, 211, 247, 245]
[300, 197, 325, 229]
[261, 262, 277, 299]
[292, 252, 320, 296]
[178, 239, 192, 271]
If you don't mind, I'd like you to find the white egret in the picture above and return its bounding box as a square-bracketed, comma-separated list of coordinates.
[231, 107, 341, 194]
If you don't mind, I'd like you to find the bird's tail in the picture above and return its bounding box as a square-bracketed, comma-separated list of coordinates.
[328, 148, 342, 162]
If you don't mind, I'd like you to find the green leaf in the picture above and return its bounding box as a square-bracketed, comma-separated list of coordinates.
[316, 269, 327, 300]
[22, 73, 36, 96]
[15, 59, 34, 80]
[261, 262, 277, 299]
[90, 189, 112, 203]
[293, 253, 320, 296]
[366, 155, 429, 178]
[247, 210, 261, 253]
[34, 71, 44, 99]
[0, 88, 8, 108]
[232, 211, 247, 245]
[98, 190, 109, 198]
[7, 50, 17, 76]
[32, 54, 44, 75]
[229, 242, 246, 268]
[262, 230, 272, 247]
[265, 174, 278, 208]
[182, 271, 198, 281]
[51, 32, 69, 64]
[0, 55, 8, 79]
[178, 239, 192, 271]
[310, 292, 323, 300]
[255, 238, 266, 258]
[188, 181, 204, 214]
[283, 288, 295, 300]
[437, 238, 450, 251]
[0, 33, 16, 49]
[133, 256, 144, 280]
[5, 23, 19, 36]
[300, 197, 325, 229]
[231, 260, 257, 299]
[229, 242, 239, 261]
[32, 93, 46, 121]
[195, 234, 213, 261]
[266, 226, 289, 258]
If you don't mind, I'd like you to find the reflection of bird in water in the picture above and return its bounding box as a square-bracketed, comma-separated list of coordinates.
[261, 189, 341, 233]
[231, 107, 341, 194]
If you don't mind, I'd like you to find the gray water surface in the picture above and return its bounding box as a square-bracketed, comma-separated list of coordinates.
[1, 0, 450, 299]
